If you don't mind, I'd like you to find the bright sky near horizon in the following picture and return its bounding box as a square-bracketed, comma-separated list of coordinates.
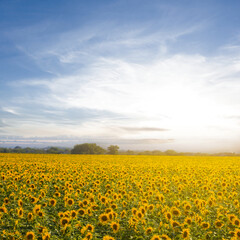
[1, 0, 240, 152]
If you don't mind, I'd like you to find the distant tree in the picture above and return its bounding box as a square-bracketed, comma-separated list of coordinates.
[126, 150, 134, 155]
[71, 143, 106, 154]
[164, 149, 177, 156]
[107, 145, 119, 155]
[46, 147, 64, 154]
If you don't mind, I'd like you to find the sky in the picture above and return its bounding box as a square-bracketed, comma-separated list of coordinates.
[1, 0, 240, 152]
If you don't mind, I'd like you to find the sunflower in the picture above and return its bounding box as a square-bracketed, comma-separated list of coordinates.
[103, 236, 115, 240]
[37, 226, 46, 234]
[148, 204, 154, 211]
[18, 199, 23, 207]
[159, 234, 171, 240]
[145, 227, 153, 235]
[85, 232, 93, 240]
[171, 220, 180, 228]
[111, 204, 117, 210]
[17, 208, 23, 218]
[0, 206, 7, 214]
[151, 235, 161, 240]
[132, 208, 137, 215]
[201, 222, 210, 229]
[139, 206, 146, 215]
[60, 217, 70, 227]
[215, 220, 223, 228]
[234, 229, 240, 239]
[4, 197, 9, 205]
[66, 198, 74, 206]
[171, 207, 181, 217]
[30, 197, 38, 204]
[111, 222, 120, 233]
[108, 212, 113, 221]
[165, 212, 172, 221]
[99, 213, 109, 224]
[55, 192, 61, 197]
[234, 218, 240, 227]
[33, 205, 41, 215]
[25, 231, 35, 240]
[182, 228, 190, 239]
[49, 199, 56, 207]
[71, 210, 77, 218]
[83, 199, 89, 206]
[42, 232, 50, 240]
[120, 210, 126, 218]
[100, 197, 107, 204]
[38, 210, 44, 217]
[86, 224, 94, 232]
[184, 217, 192, 225]
[137, 211, 143, 219]
[78, 208, 85, 216]
[27, 212, 34, 221]
[228, 214, 236, 222]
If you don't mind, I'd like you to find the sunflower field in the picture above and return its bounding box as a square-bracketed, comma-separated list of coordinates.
[1, 153, 240, 240]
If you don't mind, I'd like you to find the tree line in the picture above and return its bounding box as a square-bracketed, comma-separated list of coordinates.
[0, 143, 239, 156]
[0, 144, 120, 155]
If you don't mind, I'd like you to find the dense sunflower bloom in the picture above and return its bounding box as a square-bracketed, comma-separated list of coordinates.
[25, 231, 35, 240]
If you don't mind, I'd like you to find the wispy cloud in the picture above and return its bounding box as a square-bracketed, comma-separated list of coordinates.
[120, 127, 169, 132]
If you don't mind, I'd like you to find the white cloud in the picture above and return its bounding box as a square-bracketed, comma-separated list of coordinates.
[18, 51, 240, 147]
[6, 21, 240, 152]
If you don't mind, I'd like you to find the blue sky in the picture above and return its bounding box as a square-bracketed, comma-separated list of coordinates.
[1, 0, 240, 152]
